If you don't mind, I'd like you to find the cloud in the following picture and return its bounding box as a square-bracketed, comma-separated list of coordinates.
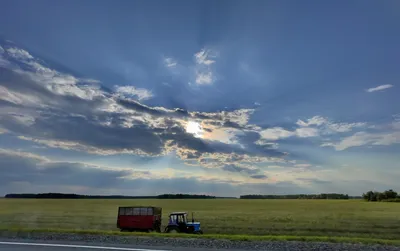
[0, 149, 132, 188]
[258, 115, 368, 146]
[296, 116, 328, 127]
[295, 127, 319, 138]
[322, 131, 400, 151]
[114, 85, 153, 101]
[194, 49, 216, 66]
[296, 116, 366, 134]
[162, 48, 217, 86]
[294, 164, 312, 168]
[319, 114, 400, 151]
[325, 122, 366, 133]
[0, 149, 307, 196]
[193, 48, 217, 85]
[366, 84, 393, 93]
[259, 127, 319, 141]
[195, 71, 213, 85]
[6, 47, 34, 60]
[260, 127, 294, 140]
[250, 174, 268, 180]
[222, 164, 259, 175]
[0, 43, 286, 178]
[164, 57, 177, 68]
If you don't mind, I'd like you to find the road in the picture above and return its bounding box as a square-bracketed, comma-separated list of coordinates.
[0, 240, 248, 251]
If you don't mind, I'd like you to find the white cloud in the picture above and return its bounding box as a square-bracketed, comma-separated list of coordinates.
[195, 71, 213, 85]
[193, 48, 217, 85]
[296, 116, 328, 127]
[260, 127, 319, 141]
[260, 115, 366, 142]
[2, 49, 105, 101]
[322, 131, 400, 151]
[326, 122, 366, 133]
[115, 85, 153, 101]
[0, 46, 4, 54]
[295, 127, 319, 138]
[297, 116, 366, 134]
[320, 142, 334, 147]
[366, 84, 393, 93]
[194, 49, 216, 65]
[164, 57, 177, 68]
[6, 47, 34, 60]
[162, 48, 217, 86]
[259, 127, 294, 140]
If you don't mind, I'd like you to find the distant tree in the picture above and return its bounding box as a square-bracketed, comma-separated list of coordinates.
[362, 189, 400, 202]
[362, 191, 376, 201]
[377, 192, 387, 201]
[383, 189, 397, 199]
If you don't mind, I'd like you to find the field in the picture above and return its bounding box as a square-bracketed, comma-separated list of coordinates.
[1, 199, 400, 240]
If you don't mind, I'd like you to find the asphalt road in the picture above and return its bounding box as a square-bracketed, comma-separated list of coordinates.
[0, 240, 248, 251]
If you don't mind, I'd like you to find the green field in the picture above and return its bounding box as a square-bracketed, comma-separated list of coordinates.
[1, 199, 400, 240]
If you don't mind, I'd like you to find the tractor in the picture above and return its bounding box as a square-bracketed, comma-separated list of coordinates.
[164, 212, 203, 234]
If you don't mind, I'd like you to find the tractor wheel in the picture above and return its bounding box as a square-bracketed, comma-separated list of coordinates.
[194, 230, 203, 234]
[166, 226, 180, 233]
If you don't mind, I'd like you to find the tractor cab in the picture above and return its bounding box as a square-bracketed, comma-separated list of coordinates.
[165, 212, 202, 234]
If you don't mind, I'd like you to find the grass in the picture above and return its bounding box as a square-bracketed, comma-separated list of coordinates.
[1, 199, 400, 241]
[2, 227, 400, 246]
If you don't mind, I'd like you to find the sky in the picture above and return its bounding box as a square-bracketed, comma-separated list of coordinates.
[0, 0, 399, 197]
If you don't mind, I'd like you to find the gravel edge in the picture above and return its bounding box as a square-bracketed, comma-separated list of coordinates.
[1, 231, 400, 251]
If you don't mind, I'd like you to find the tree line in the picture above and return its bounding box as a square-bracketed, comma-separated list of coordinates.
[240, 193, 350, 199]
[362, 189, 400, 202]
[4, 193, 219, 199]
[9, 191, 398, 201]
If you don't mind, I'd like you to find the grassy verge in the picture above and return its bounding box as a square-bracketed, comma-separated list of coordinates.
[1, 227, 400, 246]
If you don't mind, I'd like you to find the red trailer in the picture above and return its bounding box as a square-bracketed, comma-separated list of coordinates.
[117, 206, 162, 232]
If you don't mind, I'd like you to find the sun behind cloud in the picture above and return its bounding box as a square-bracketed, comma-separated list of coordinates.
[186, 121, 203, 138]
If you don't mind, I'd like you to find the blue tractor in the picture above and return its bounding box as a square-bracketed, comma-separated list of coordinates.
[164, 212, 203, 234]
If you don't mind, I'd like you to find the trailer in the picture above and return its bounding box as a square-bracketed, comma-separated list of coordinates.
[117, 206, 162, 232]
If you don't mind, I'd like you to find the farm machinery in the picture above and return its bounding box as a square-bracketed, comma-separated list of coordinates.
[165, 212, 203, 234]
[117, 206, 203, 234]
